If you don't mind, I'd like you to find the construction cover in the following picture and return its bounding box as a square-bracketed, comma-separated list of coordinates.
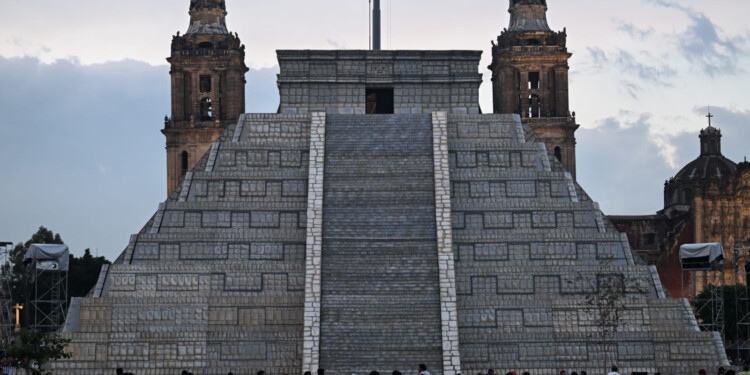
[680, 242, 724, 270]
[23, 244, 69, 271]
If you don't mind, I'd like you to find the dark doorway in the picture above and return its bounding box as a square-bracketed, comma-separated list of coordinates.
[528, 71, 540, 89]
[366, 88, 394, 114]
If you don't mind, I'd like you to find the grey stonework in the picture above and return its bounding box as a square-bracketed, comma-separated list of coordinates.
[52, 50, 727, 375]
[55, 114, 312, 375]
[302, 112, 326, 372]
[447, 114, 727, 374]
[277, 50, 483, 116]
[432, 111, 462, 375]
[318, 114, 443, 374]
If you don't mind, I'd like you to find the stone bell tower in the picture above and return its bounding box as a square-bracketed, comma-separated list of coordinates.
[490, 0, 579, 178]
[163, 0, 248, 194]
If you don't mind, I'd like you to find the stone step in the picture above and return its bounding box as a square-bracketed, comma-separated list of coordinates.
[319, 114, 444, 374]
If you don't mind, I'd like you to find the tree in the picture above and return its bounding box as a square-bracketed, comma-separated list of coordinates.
[68, 249, 110, 301]
[588, 274, 633, 371]
[4, 328, 72, 375]
[570, 264, 645, 373]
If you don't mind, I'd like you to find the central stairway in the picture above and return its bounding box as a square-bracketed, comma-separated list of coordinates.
[319, 114, 443, 375]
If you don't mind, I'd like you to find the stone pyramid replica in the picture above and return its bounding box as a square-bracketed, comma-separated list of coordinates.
[52, 3, 728, 375]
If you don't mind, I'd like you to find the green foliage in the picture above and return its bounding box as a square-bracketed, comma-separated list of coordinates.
[68, 249, 110, 300]
[694, 284, 749, 341]
[5, 328, 72, 375]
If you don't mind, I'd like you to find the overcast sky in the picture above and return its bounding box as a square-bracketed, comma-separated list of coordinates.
[1, 0, 749, 261]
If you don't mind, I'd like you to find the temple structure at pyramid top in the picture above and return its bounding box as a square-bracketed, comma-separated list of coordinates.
[51, 1, 727, 375]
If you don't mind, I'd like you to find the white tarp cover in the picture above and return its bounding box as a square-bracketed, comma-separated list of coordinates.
[679, 242, 724, 270]
[23, 244, 69, 271]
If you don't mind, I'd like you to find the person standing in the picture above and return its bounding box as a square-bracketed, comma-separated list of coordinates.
[607, 366, 621, 375]
[418, 364, 431, 375]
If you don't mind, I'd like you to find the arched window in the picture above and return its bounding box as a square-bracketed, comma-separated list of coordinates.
[528, 94, 541, 118]
[200, 98, 213, 121]
[181, 151, 189, 176]
[554, 147, 562, 161]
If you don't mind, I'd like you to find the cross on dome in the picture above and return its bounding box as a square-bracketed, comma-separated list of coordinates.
[706, 107, 714, 128]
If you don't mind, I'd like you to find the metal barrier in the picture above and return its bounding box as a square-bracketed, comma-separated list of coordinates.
[1, 366, 22, 375]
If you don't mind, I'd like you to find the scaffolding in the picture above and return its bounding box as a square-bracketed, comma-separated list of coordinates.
[0, 242, 14, 348]
[732, 241, 750, 361]
[24, 244, 69, 332]
[680, 243, 726, 341]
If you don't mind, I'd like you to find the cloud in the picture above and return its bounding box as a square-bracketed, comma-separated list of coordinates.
[617, 22, 655, 40]
[0, 55, 281, 260]
[6, 36, 52, 56]
[614, 49, 677, 86]
[326, 39, 346, 49]
[586, 48, 676, 96]
[619, 80, 642, 100]
[98, 165, 112, 175]
[245, 66, 280, 113]
[579, 105, 750, 215]
[577, 113, 675, 214]
[587, 47, 608, 69]
[645, 0, 747, 76]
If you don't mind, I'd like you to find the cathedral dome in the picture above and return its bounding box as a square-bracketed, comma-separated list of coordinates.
[672, 153, 737, 184]
[673, 125, 736, 184]
[664, 123, 737, 212]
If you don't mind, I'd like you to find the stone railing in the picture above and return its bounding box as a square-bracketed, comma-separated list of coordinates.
[524, 116, 575, 126]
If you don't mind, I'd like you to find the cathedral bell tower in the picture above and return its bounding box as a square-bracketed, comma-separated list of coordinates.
[490, 0, 579, 178]
[163, 0, 248, 194]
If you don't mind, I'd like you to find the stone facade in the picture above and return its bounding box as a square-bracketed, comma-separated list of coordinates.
[277, 50, 482, 116]
[163, 0, 248, 194]
[53, 107, 729, 374]
[490, 0, 578, 178]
